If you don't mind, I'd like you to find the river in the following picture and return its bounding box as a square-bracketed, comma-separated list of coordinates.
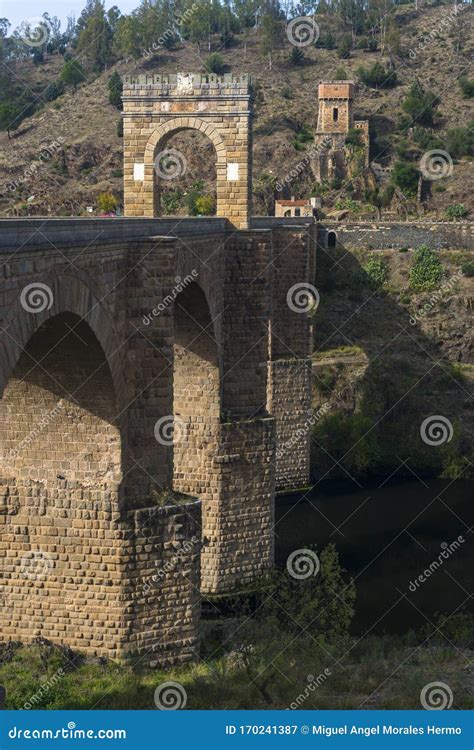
[275, 478, 473, 633]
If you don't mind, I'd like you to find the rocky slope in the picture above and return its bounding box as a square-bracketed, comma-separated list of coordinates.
[0, 3, 472, 217]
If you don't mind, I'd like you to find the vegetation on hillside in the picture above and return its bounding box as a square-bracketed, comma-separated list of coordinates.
[0, 0, 472, 218]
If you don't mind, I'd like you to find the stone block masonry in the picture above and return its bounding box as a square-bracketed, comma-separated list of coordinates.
[318, 221, 474, 250]
[0, 218, 314, 662]
[122, 73, 253, 230]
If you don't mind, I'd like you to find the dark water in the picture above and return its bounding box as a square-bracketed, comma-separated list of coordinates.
[275, 479, 473, 634]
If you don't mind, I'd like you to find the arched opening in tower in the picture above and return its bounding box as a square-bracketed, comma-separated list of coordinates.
[154, 129, 217, 218]
[327, 230, 337, 248]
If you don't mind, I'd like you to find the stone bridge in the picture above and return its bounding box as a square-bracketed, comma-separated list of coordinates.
[0, 216, 315, 663]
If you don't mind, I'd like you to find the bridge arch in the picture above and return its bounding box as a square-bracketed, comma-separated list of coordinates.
[0, 273, 126, 404]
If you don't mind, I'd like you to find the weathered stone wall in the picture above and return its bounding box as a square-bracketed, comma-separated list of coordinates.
[0, 218, 315, 658]
[202, 418, 276, 593]
[268, 359, 312, 491]
[122, 73, 253, 229]
[125, 502, 201, 665]
[319, 221, 474, 250]
[266, 225, 315, 490]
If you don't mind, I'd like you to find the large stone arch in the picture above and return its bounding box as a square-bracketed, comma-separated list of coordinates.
[0, 272, 126, 405]
[122, 73, 253, 228]
[144, 117, 226, 220]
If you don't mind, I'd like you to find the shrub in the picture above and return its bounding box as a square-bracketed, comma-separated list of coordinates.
[409, 245, 443, 291]
[402, 83, 439, 126]
[194, 195, 215, 215]
[445, 203, 468, 220]
[289, 46, 304, 66]
[116, 118, 123, 138]
[357, 62, 397, 88]
[313, 412, 381, 476]
[391, 160, 419, 195]
[412, 127, 444, 151]
[459, 77, 474, 99]
[334, 66, 347, 79]
[446, 125, 473, 159]
[345, 128, 363, 148]
[362, 254, 388, 289]
[337, 34, 352, 58]
[281, 84, 292, 99]
[461, 261, 474, 277]
[205, 53, 225, 74]
[43, 80, 65, 102]
[254, 543, 356, 646]
[97, 192, 118, 213]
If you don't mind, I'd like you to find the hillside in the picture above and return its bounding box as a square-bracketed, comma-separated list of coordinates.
[0, 2, 472, 218]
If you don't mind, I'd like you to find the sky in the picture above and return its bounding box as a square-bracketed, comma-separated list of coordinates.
[0, 0, 137, 33]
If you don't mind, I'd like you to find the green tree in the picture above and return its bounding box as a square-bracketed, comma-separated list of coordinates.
[289, 46, 304, 65]
[113, 15, 141, 59]
[459, 77, 474, 99]
[357, 61, 397, 88]
[205, 52, 225, 73]
[108, 71, 122, 108]
[337, 34, 351, 59]
[402, 83, 439, 127]
[391, 160, 419, 196]
[60, 59, 86, 91]
[76, 0, 113, 71]
[446, 124, 474, 159]
[260, 3, 283, 70]
[0, 102, 21, 139]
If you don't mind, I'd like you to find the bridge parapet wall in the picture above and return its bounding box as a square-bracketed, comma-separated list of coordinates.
[319, 221, 473, 250]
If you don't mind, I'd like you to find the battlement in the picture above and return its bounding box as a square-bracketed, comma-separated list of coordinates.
[123, 72, 252, 96]
[318, 81, 354, 100]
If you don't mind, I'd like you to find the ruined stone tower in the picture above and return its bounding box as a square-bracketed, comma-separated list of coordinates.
[313, 81, 369, 183]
